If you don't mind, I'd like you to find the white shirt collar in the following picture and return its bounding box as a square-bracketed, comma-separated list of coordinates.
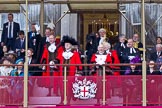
[98, 52, 104, 55]
[28, 57, 32, 64]
[65, 49, 71, 52]
[46, 37, 49, 42]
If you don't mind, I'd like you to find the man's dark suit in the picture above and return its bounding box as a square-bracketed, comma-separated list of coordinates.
[1, 22, 20, 50]
[114, 42, 127, 63]
[28, 31, 41, 58]
[28, 58, 41, 76]
[122, 47, 141, 63]
[150, 51, 162, 62]
[15, 38, 25, 60]
[37, 37, 48, 63]
[94, 37, 109, 53]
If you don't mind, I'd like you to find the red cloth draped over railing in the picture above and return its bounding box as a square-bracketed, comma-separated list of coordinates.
[0, 76, 162, 106]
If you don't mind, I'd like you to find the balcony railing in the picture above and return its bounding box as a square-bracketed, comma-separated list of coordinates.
[0, 63, 161, 106]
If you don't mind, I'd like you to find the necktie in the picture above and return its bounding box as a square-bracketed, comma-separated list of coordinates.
[9, 22, 12, 38]
[130, 48, 136, 54]
[21, 40, 24, 47]
[121, 43, 125, 48]
[28, 58, 31, 64]
[158, 52, 160, 57]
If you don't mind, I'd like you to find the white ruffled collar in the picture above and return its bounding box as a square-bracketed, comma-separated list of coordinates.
[48, 43, 56, 53]
[62, 50, 73, 60]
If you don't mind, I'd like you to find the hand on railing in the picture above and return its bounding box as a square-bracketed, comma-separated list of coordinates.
[49, 61, 58, 70]
[42, 66, 46, 70]
[151, 80, 155, 84]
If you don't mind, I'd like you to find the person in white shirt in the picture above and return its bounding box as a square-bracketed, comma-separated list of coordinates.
[0, 57, 13, 104]
[0, 57, 13, 76]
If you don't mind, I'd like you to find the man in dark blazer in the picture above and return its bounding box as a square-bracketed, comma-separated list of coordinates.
[114, 34, 127, 63]
[1, 13, 20, 50]
[133, 34, 143, 56]
[37, 27, 51, 63]
[122, 39, 141, 63]
[28, 23, 41, 59]
[150, 44, 162, 62]
[15, 30, 25, 60]
[27, 48, 40, 76]
[94, 28, 109, 53]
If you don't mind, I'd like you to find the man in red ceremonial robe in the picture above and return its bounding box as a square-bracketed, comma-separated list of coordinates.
[40, 34, 59, 96]
[90, 44, 112, 75]
[103, 42, 122, 99]
[57, 36, 82, 104]
[90, 44, 112, 105]
[57, 36, 82, 76]
[103, 42, 120, 75]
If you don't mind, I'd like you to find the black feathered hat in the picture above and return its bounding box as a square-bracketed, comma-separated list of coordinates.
[61, 35, 77, 46]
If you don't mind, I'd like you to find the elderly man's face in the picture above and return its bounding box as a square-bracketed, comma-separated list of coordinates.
[133, 34, 139, 42]
[65, 43, 72, 50]
[156, 45, 162, 52]
[99, 31, 106, 37]
[98, 45, 104, 53]
[127, 39, 134, 48]
[103, 43, 110, 51]
[119, 36, 126, 43]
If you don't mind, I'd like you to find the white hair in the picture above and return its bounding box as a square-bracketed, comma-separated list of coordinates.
[156, 44, 162, 48]
[98, 28, 106, 33]
[103, 42, 111, 49]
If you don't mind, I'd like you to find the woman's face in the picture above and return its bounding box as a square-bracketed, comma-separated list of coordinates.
[17, 62, 23, 70]
[130, 65, 136, 70]
[3, 60, 10, 65]
[157, 38, 162, 44]
[3, 59, 11, 68]
[149, 61, 155, 68]
[3, 46, 8, 53]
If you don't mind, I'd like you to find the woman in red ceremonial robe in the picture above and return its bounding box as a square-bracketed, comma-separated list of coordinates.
[57, 36, 82, 104]
[40, 35, 59, 96]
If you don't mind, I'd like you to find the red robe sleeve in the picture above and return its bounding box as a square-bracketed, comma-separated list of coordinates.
[106, 54, 112, 63]
[112, 50, 120, 64]
[111, 50, 120, 75]
[41, 45, 48, 64]
[91, 54, 96, 63]
[74, 51, 82, 70]
[57, 46, 64, 56]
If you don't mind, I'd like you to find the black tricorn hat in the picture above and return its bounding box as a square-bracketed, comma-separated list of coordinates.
[61, 35, 77, 46]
